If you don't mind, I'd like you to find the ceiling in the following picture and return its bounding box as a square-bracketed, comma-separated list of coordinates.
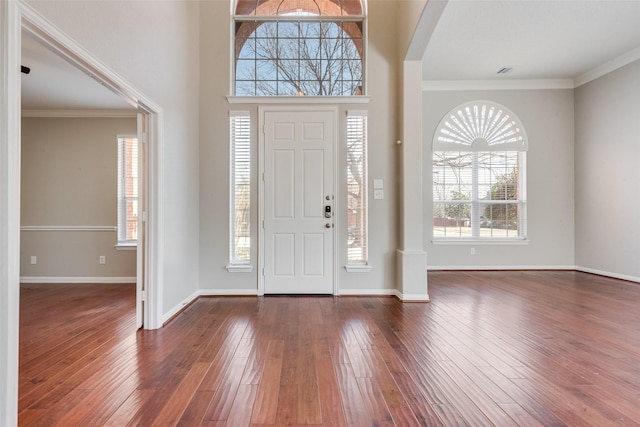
[422, 0, 640, 84]
[21, 30, 134, 111]
[19, 1, 640, 109]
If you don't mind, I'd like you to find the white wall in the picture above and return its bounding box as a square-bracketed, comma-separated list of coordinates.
[20, 117, 137, 280]
[198, 0, 400, 294]
[575, 60, 640, 281]
[423, 89, 576, 269]
[27, 0, 202, 315]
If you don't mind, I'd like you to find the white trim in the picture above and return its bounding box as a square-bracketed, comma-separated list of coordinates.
[575, 266, 640, 284]
[427, 265, 575, 271]
[21, 225, 116, 231]
[344, 264, 373, 273]
[115, 244, 136, 251]
[575, 45, 640, 88]
[162, 290, 200, 324]
[398, 292, 431, 302]
[199, 289, 259, 296]
[21, 109, 136, 118]
[1, 0, 22, 424]
[226, 264, 254, 273]
[20, 276, 136, 284]
[228, 96, 370, 105]
[431, 239, 530, 246]
[339, 288, 395, 296]
[422, 79, 575, 91]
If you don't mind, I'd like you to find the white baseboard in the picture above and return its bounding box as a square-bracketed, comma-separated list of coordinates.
[397, 292, 430, 302]
[162, 290, 200, 324]
[199, 289, 259, 297]
[20, 276, 136, 284]
[575, 266, 640, 283]
[339, 288, 397, 297]
[427, 265, 576, 271]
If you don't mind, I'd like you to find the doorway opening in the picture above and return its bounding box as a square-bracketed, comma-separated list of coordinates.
[17, 4, 163, 330]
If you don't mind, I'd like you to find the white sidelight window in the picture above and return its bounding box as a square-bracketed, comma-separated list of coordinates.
[229, 111, 252, 267]
[117, 136, 138, 247]
[346, 110, 368, 264]
[432, 101, 528, 241]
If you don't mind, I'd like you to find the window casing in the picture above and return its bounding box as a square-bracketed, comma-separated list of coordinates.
[346, 111, 368, 263]
[233, 0, 365, 96]
[229, 112, 252, 266]
[117, 136, 138, 246]
[432, 101, 528, 241]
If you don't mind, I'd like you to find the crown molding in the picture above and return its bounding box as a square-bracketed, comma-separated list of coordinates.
[574, 45, 640, 88]
[422, 79, 575, 91]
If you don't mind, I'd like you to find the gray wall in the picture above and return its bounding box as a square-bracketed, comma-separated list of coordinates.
[423, 89, 576, 269]
[20, 117, 137, 279]
[575, 60, 640, 280]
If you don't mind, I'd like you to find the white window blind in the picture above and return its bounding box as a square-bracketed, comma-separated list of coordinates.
[346, 111, 368, 264]
[117, 136, 138, 245]
[230, 112, 251, 264]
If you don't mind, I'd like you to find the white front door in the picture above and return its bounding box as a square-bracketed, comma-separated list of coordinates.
[262, 109, 335, 294]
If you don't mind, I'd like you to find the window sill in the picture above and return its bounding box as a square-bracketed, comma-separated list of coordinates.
[345, 264, 373, 273]
[226, 264, 254, 273]
[432, 239, 530, 246]
[115, 244, 137, 251]
[227, 95, 370, 105]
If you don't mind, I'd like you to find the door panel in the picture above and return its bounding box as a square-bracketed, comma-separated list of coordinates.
[263, 110, 334, 294]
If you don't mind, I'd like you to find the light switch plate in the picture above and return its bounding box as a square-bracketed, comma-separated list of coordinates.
[373, 179, 383, 189]
[374, 189, 384, 200]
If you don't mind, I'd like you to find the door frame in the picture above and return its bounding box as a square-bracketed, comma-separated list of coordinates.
[257, 105, 339, 296]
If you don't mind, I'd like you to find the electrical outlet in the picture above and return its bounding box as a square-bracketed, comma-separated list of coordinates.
[30, 256, 37, 265]
[470, 248, 476, 255]
[99, 256, 106, 265]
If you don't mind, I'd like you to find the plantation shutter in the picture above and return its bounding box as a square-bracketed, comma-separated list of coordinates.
[346, 110, 368, 264]
[230, 111, 252, 263]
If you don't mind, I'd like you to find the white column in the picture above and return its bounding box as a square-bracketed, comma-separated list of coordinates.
[397, 60, 429, 301]
[0, 0, 21, 424]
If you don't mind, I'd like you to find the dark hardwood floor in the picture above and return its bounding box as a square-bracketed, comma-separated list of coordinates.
[19, 271, 640, 426]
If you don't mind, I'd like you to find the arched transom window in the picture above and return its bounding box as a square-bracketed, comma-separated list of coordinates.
[233, 0, 365, 96]
[432, 101, 528, 240]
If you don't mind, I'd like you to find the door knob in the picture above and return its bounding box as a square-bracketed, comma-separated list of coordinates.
[325, 223, 332, 228]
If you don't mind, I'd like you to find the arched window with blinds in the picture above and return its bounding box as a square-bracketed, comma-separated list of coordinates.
[432, 101, 528, 240]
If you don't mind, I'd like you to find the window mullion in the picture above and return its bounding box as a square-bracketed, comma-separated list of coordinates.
[471, 152, 480, 237]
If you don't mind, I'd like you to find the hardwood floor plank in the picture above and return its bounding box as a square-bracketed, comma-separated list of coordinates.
[149, 361, 211, 426]
[103, 389, 156, 427]
[249, 357, 282, 424]
[202, 356, 250, 422]
[315, 356, 348, 427]
[333, 362, 372, 426]
[224, 384, 258, 427]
